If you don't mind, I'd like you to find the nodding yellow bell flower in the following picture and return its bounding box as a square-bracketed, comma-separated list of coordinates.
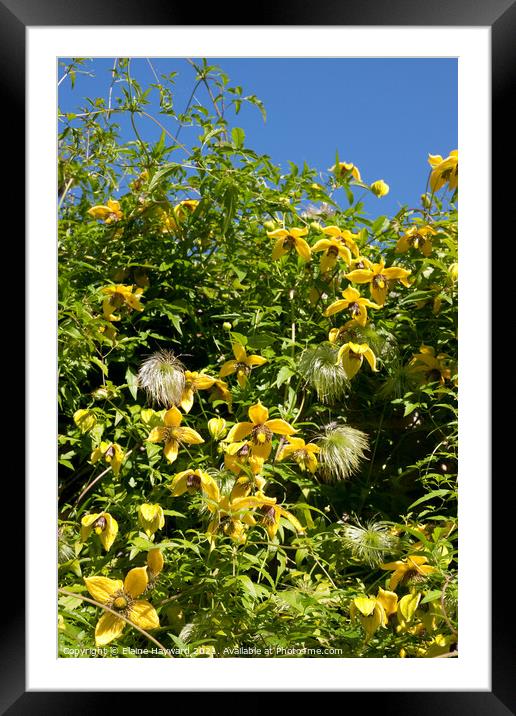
[137, 503, 165, 538]
[84, 567, 159, 646]
[267, 227, 312, 262]
[80, 512, 118, 551]
[345, 257, 411, 306]
[180, 371, 216, 412]
[380, 555, 437, 590]
[311, 237, 352, 273]
[320, 226, 360, 257]
[324, 286, 381, 326]
[330, 161, 362, 183]
[226, 402, 296, 461]
[230, 474, 266, 500]
[396, 225, 437, 257]
[101, 284, 144, 322]
[277, 436, 320, 474]
[168, 469, 220, 513]
[206, 495, 257, 545]
[428, 150, 458, 193]
[207, 417, 227, 440]
[173, 199, 199, 222]
[208, 378, 233, 410]
[146, 548, 164, 580]
[408, 345, 452, 385]
[90, 441, 125, 476]
[223, 440, 264, 477]
[146, 406, 204, 463]
[87, 199, 123, 223]
[337, 342, 378, 380]
[219, 343, 267, 388]
[370, 179, 389, 197]
[350, 588, 398, 641]
[234, 492, 305, 540]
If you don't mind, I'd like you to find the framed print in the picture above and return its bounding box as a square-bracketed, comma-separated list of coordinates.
[6, 0, 511, 710]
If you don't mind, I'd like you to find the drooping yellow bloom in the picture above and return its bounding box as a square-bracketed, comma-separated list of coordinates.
[337, 342, 378, 380]
[277, 436, 320, 474]
[370, 180, 389, 197]
[146, 405, 204, 463]
[396, 225, 437, 257]
[209, 378, 233, 410]
[234, 492, 305, 540]
[428, 150, 458, 193]
[311, 237, 352, 273]
[80, 512, 118, 551]
[168, 469, 220, 513]
[230, 473, 266, 500]
[137, 503, 165, 537]
[408, 345, 452, 385]
[350, 588, 398, 640]
[87, 199, 123, 223]
[160, 199, 200, 234]
[380, 555, 437, 590]
[101, 284, 144, 322]
[84, 567, 159, 646]
[226, 402, 296, 461]
[223, 441, 264, 476]
[345, 257, 411, 306]
[207, 417, 227, 440]
[90, 441, 125, 476]
[180, 371, 216, 412]
[174, 199, 199, 222]
[146, 548, 164, 580]
[267, 227, 311, 262]
[330, 161, 362, 183]
[324, 286, 381, 326]
[219, 343, 267, 388]
[320, 226, 360, 257]
[206, 495, 257, 545]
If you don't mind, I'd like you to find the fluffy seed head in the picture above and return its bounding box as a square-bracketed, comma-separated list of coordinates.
[299, 344, 349, 404]
[340, 518, 399, 566]
[315, 422, 369, 481]
[137, 350, 185, 407]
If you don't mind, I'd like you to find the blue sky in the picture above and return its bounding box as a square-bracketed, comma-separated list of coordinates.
[58, 57, 457, 218]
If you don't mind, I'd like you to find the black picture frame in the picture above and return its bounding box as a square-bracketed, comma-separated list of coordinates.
[8, 0, 510, 711]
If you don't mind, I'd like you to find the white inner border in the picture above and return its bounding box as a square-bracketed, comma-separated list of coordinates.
[27, 26, 491, 691]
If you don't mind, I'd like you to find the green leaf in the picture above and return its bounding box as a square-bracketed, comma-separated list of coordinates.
[231, 127, 245, 148]
[125, 367, 139, 400]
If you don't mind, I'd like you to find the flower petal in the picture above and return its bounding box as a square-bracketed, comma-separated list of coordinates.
[272, 237, 288, 260]
[232, 343, 247, 362]
[129, 600, 160, 631]
[164, 406, 182, 427]
[265, 419, 296, 435]
[247, 354, 267, 367]
[219, 360, 238, 378]
[124, 566, 149, 598]
[294, 237, 312, 262]
[147, 426, 166, 443]
[99, 514, 118, 551]
[324, 299, 348, 317]
[164, 439, 179, 463]
[95, 612, 125, 646]
[345, 269, 374, 284]
[84, 577, 123, 604]
[178, 427, 205, 445]
[180, 388, 195, 413]
[249, 403, 269, 425]
[226, 422, 254, 442]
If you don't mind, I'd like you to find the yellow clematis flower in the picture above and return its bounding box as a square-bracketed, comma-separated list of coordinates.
[226, 402, 296, 461]
[173, 199, 199, 222]
[230, 474, 266, 500]
[180, 371, 216, 412]
[370, 180, 389, 197]
[101, 284, 144, 322]
[146, 548, 164, 580]
[146, 405, 204, 463]
[267, 227, 312, 262]
[137, 503, 165, 537]
[350, 587, 398, 640]
[223, 440, 264, 476]
[428, 150, 458, 193]
[408, 345, 452, 385]
[345, 257, 411, 306]
[330, 161, 362, 183]
[84, 567, 159, 646]
[396, 225, 437, 257]
[219, 343, 267, 388]
[234, 492, 305, 540]
[80, 512, 118, 551]
[168, 469, 220, 513]
[311, 237, 352, 273]
[209, 378, 233, 410]
[324, 286, 381, 326]
[337, 342, 378, 380]
[320, 226, 360, 257]
[206, 495, 257, 544]
[277, 436, 320, 474]
[380, 555, 437, 590]
[87, 199, 123, 223]
[90, 441, 125, 477]
[207, 417, 227, 440]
